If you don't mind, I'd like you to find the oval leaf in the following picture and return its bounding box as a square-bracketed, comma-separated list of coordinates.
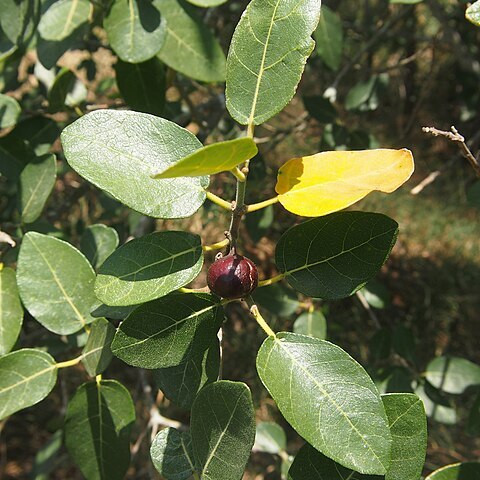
[288, 443, 382, 480]
[275, 211, 398, 300]
[154, 138, 258, 178]
[65, 380, 135, 480]
[153, 338, 220, 409]
[0, 267, 23, 356]
[186, 0, 227, 6]
[254, 422, 287, 455]
[466, 1, 480, 26]
[112, 293, 223, 368]
[0, 349, 57, 420]
[425, 356, 480, 394]
[191, 380, 256, 480]
[151, 428, 195, 480]
[48, 68, 77, 113]
[0, 93, 21, 129]
[276, 149, 414, 217]
[293, 310, 327, 339]
[95, 231, 203, 306]
[104, 0, 165, 63]
[426, 463, 480, 480]
[18, 153, 57, 224]
[226, 0, 322, 125]
[257, 332, 391, 475]
[61, 109, 208, 218]
[38, 0, 91, 41]
[17, 232, 97, 334]
[80, 224, 119, 270]
[314, 6, 344, 71]
[10, 116, 60, 156]
[382, 393, 427, 480]
[81, 318, 116, 377]
[157, 0, 226, 82]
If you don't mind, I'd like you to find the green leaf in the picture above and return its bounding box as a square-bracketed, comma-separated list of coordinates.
[426, 463, 480, 480]
[0, 0, 30, 45]
[360, 280, 391, 309]
[61, 109, 208, 218]
[275, 211, 398, 300]
[0, 93, 21, 129]
[0, 349, 57, 420]
[226, 0, 322, 125]
[254, 422, 287, 455]
[30, 429, 63, 480]
[10, 116, 60, 155]
[466, 1, 480, 26]
[153, 337, 220, 409]
[415, 383, 457, 425]
[18, 154, 56, 224]
[157, 0, 226, 82]
[257, 332, 391, 475]
[80, 224, 119, 270]
[0, 136, 30, 179]
[252, 283, 299, 318]
[382, 393, 427, 480]
[81, 318, 116, 377]
[151, 428, 195, 480]
[64, 380, 135, 480]
[17, 232, 97, 334]
[48, 68, 77, 113]
[38, 0, 91, 41]
[191, 380, 256, 480]
[112, 293, 223, 368]
[246, 204, 274, 242]
[288, 443, 381, 480]
[95, 231, 203, 306]
[0, 267, 23, 356]
[115, 58, 166, 116]
[314, 6, 343, 70]
[425, 356, 480, 394]
[91, 303, 138, 320]
[186, 0, 227, 6]
[104, 0, 165, 63]
[467, 392, 480, 436]
[154, 138, 258, 178]
[293, 310, 327, 339]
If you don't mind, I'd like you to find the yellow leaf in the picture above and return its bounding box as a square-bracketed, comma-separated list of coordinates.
[276, 149, 414, 217]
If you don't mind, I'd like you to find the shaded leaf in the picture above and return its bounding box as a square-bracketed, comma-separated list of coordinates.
[115, 58, 166, 116]
[151, 428, 195, 480]
[415, 383, 457, 425]
[153, 138, 257, 178]
[95, 231, 203, 306]
[18, 154, 56, 224]
[361, 280, 391, 309]
[17, 232, 97, 334]
[426, 463, 480, 480]
[82, 318, 116, 376]
[191, 380, 255, 480]
[257, 332, 391, 475]
[61, 109, 208, 218]
[157, 0, 226, 82]
[153, 337, 220, 409]
[30, 429, 63, 480]
[0, 267, 23, 356]
[80, 224, 119, 270]
[314, 6, 343, 70]
[91, 303, 138, 320]
[426, 356, 480, 394]
[104, 0, 165, 63]
[246, 204, 274, 242]
[0, 349, 57, 420]
[252, 283, 299, 318]
[48, 68, 77, 113]
[38, 0, 91, 41]
[382, 393, 427, 480]
[226, 0, 322, 125]
[112, 293, 223, 368]
[293, 310, 326, 339]
[254, 422, 286, 455]
[276, 149, 414, 217]
[65, 380, 135, 480]
[10, 116, 60, 155]
[0, 93, 21, 129]
[275, 211, 398, 300]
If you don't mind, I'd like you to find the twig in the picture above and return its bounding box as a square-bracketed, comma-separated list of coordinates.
[355, 290, 381, 330]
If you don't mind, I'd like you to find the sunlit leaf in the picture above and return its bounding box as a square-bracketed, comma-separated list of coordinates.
[0, 349, 57, 420]
[61, 110, 208, 218]
[466, 1, 480, 26]
[95, 231, 203, 306]
[0, 267, 23, 356]
[425, 356, 480, 394]
[17, 232, 97, 334]
[112, 293, 223, 369]
[275, 212, 398, 300]
[191, 381, 255, 480]
[415, 383, 457, 425]
[65, 380, 135, 480]
[426, 463, 480, 480]
[153, 138, 257, 178]
[293, 310, 327, 339]
[254, 422, 287, 455]
[226, 0, 322, 125]
[276, 149, 414, 217]
[186, 0, 227, 6]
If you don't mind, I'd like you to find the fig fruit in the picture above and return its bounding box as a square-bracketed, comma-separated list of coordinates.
[207, 253, 258, 299]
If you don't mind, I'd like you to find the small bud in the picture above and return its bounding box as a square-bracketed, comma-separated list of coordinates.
[207, 253, 258, 299]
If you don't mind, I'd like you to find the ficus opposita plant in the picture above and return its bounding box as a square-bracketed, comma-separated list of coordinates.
[1, 0, 480, 479]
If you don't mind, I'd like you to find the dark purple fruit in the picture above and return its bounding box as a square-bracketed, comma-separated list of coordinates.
[207, 253, 258, 299]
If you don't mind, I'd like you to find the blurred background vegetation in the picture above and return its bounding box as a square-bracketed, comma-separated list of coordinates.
[1, 0, 480, 478]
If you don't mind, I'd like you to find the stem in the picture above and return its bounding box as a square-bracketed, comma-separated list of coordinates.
[247, 122, 255, 139]
[246, 297, 276, 337]
[56, 354, 84, 369]
[205, 191, 232, 211]
[258, 273, 285, 287]
[230, 167, 246, 182]
[74, 105, 84, 117]
[202, 238, 230, 252]
[246, 196, 279, 213]
[193, 472, 201, 480]
[228, 175, 248, 250]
